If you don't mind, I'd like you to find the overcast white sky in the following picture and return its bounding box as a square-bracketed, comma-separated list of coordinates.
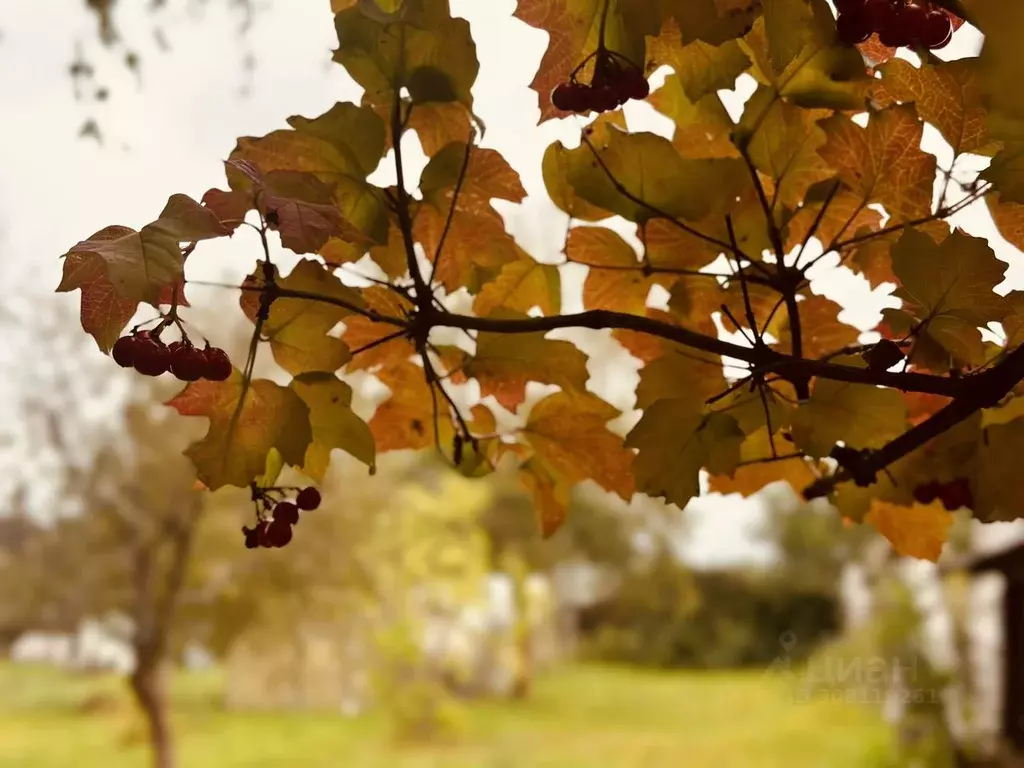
[0, 0, 1015, 566]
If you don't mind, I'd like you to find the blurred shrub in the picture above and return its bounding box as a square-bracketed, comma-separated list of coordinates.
[578, 562, 840, 668]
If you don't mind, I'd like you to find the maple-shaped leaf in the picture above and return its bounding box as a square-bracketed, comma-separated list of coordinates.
[864, 500, 953, 562]
[419, 143, 526, 220]
[662, 0, 761, 46]
[612, 308, 692, 363]
[369, 360, 438, 452]
[521, 390, 634, 501]
[741, 6, 871, 110]
[57, 235, 188, 353]
[972, 416, 1024, 523]
[407, 101, 473, 157]
[974, 0, 1024, 125]
[848, 235, 897, 290]
[290, 372, 376, 480]
[774, 295, 860, 360]
[226, 102, 389, 244]
[877, 58, 997, 158]
[473, 256, 561, 318]
[817, 105, 936, 224]
[983, 146, 1024, 205]
[59, 194, 228, 308]
[201, 188, 251, 233]
[886, 228, 1010, 366]
[987, 193, 1024, 258]
[546, 123, 749, 224]
[648, 75, 737, 160]
[648, 23, 750, 102]
[333, 0, 478, 109]
[239, 259, 367, 375]
[783, 180, 882, 252]
[514, 0, 657, 122]
[737, 84, 832, 210]
[342, 286, 416, 372]
[627, 401, 744, 510]
[518, 459, 573, 538]
[464, 318, 590, 412]
[413, 202, 526, 293]
[635, 346, 726, 411]
[259, 170, 367, 254]
[568, 226, 664, 314]
[790, 360, 908, 458]
[709, 428, 820, 497]
[166, 372, 312, 490]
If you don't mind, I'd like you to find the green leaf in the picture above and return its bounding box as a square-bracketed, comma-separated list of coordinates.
[166, 372, 312, 491]
[239, 259, 367, 375]
[627, 401, 744, 510]
[333, 0, 478, 109]
[648, 75, 738, 160]
[473, 257, 561, 318]
[290, 372, 376, 480]
[648, 32, 750, 103]
[790, 363, 908, 458]
[545, 122, 749, 224]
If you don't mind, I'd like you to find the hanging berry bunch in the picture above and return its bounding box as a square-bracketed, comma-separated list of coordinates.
[111, 328, 232, 382]
[551, 46, 650, 115]
[912, 477, 973, 511]
[242, 483, 321, 549]
[835, 0, 955, 50]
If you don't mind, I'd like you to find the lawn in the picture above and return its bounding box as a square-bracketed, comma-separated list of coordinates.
[0, 662, 894, 767]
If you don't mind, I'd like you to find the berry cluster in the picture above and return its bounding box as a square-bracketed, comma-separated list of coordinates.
[912, 477, 972, 510]
[551, 49, 649, 115]
[835, 0, 954, 49]
[112, 330, 231, 382]
[243, 485, 321, 549]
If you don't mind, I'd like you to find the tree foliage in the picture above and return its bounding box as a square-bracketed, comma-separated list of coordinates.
[56, 0, 1024, 561]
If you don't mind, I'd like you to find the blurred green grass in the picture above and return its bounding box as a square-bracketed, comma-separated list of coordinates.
[0, 662, 893, 767]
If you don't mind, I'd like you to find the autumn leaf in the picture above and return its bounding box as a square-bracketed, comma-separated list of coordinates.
[709, 428, 820, 497]
[342, 286, 415, 372]
[546, 123, 749, 224]
[972, 416, 1024, 523]
[887, 228, 1010, 366]
[635, 346, 726, 411]
[290, 372, 376, 480]
[648, 75, 738, 160]
[59, 194, 228, 308]
[817, 105, 936, 224]
[878, 58, 997, 158]
[473, 256, 561, 317]
[518, 459, 573, 538]
[790, 363, 908, 458]
[522, 390, 634, 500]
[166, 372, 312, 490]
[239, 259, 367, 375]
[567, 226, 664, 314]
[865, 500, 953, 562]
[226, 102, 389, 244]
[648, 23, 750, 102]
[419, 143, 526, 221]
[333, 0, 478, 109]
[773, 294, 860, 360]
[464, 321, 590, 411]
[368, 360, 438, 452]
[628, 401, 744, 510]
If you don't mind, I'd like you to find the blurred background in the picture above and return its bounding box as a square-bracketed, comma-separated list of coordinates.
[1, 1, 1022, 767]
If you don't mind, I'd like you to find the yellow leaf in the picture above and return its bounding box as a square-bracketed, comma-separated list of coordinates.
[865, 500, 952, 562]
[290, 372, 376, 480]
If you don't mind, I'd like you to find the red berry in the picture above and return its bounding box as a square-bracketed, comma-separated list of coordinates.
[551, 83, 576, 112]
[112, 336, 137, 368]
[274, 501, 300, 526]
[837, 10, 874, 45]
[622, 68, 650, 101]
[835, 0, 867, 13]
[203, 347, 232, 382]
[921, 9, 953, 49]
[263, 520, 293, 548]
[170, 343, 207, 382]
[912, 481, 940, 505]
[939, 478, 973, 511]
[901, 3, 929, 44]
[563, 83, 591, 113]
[133, 339, 171, 377]
[296, 487, 321, 511]
[242, 526, 260, 549]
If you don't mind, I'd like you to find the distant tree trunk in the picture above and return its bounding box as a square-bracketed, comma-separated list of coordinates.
[504, 551, 532, 699]
[130, 657, 175, 768]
